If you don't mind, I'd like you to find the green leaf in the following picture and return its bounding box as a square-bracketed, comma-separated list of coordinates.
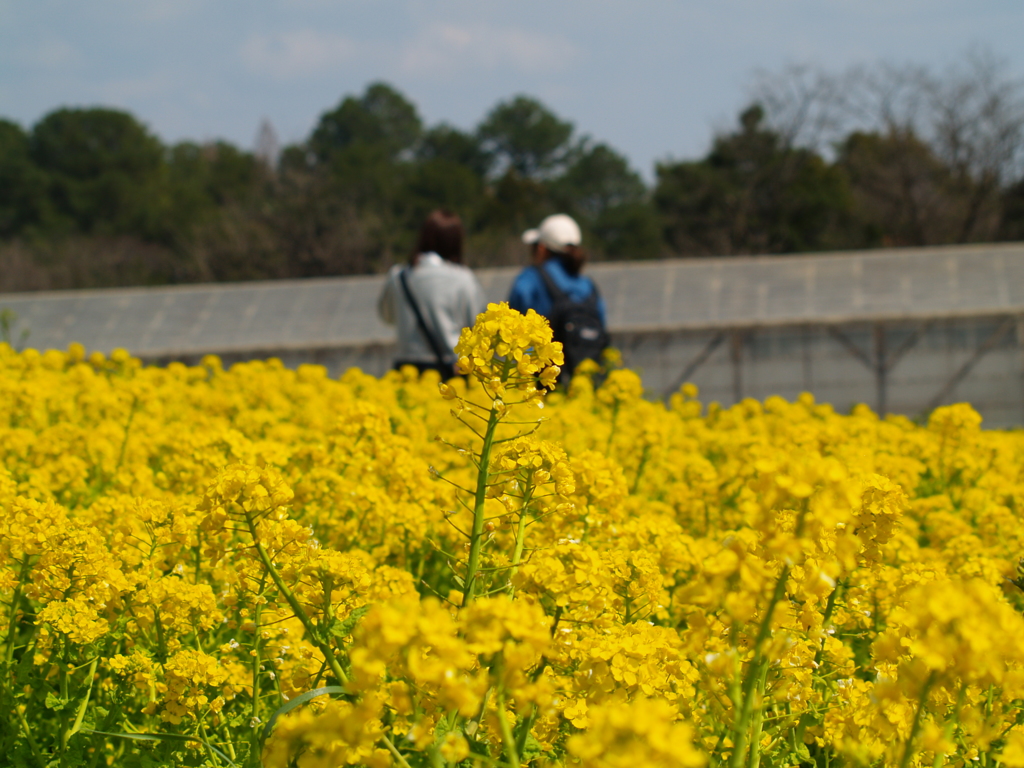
[45, 692, 69, 711]
[82, 729, 237, 766]
[433, 718, 452, 740]
[58, 741, 88, 768]
[259, 685, 348, 752]
[793, 741, 812, 762]
[329, 605, 371, 639]
[15, 647, 34, 683]
[520, 734, 543, 762]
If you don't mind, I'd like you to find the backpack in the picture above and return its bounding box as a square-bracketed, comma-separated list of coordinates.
[536, 264, 610, 378]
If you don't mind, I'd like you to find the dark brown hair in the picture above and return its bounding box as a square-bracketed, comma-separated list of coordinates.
[555, 244, 588, 277]
[413, 209, 464, 264]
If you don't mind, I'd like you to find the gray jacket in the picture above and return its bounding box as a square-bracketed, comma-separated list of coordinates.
[378, 252, 488, 363]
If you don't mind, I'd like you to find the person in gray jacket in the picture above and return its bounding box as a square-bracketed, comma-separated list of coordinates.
[378, 209, 487, 378]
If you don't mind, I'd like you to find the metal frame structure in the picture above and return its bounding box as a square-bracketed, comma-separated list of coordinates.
[614, 310, 1024, 424]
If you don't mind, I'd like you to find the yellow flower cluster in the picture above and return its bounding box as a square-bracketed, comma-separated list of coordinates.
[454, 302, 564, 393]
[4, 310, 1024, 768]
[261, 696, 389, 768]
[566, 697, 705, 768]
[162, 650, 230, 724]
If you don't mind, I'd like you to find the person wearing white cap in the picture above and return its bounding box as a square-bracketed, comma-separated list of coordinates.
[509, 213, 608, 376]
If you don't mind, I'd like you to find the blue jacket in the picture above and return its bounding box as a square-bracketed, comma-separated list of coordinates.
[508, 258, 607, 324]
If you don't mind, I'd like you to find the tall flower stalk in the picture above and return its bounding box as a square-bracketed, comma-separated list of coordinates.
[437, 303, 564, 606]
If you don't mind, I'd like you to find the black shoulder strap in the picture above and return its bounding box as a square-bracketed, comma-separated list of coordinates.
[536, 263, 568, 304]
[398, 268, 453, 366]
[537, 262, 599, 308]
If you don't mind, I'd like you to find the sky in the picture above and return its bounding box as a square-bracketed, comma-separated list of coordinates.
[2, 0, 1023, 180]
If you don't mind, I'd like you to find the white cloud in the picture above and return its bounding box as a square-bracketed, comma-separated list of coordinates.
[396, 23, 580, 78]
[240, 30, 360, 80]
[18, 38, 78, 69]
[113, 0, 204, 24]
[97, 70, 177, 102]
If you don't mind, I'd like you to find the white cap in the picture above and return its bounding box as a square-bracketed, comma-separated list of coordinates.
[522, 214, 582, 252]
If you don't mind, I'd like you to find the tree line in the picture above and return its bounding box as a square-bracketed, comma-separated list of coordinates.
[1, 52, 1023, 292]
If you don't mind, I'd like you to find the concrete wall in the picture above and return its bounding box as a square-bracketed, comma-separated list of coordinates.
[8, 243, 1024, 427]
[142, 314, 1024, 428]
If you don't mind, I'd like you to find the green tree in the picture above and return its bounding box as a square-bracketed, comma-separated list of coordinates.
[590, 202, 663, 260]
[551, 141, 661, 258]
[999, 176, 1024, 241]
[407, 124, 490, 243]
[0, 119, 50, 237]
[309, 82, 422, 165]
[301, 83, 426, 264]
[837, 129, 977, 247]
[655, 104, 851, 256]
[418, 123, 491, 178]
[554, 142, 646, 220]
[162, 141, 262, 241]
[30, 108, 165, 237]
[403, 160, 485, 232]
[477, 96, 574, 179]
[474, 171, 551, 249]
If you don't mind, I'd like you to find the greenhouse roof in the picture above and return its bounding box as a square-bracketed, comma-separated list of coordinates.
[2, 242, 1024, 357]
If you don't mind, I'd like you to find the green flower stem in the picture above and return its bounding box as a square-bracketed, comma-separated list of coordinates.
[462, 405, 501, 607]
[513, 703, 539, 760]
[506, 484, 535, 595]
[251, 579, 267, 758]
[244, 513, 348, 686]
[68, 656, 99, 737]
[198, 720, 219, 766]
[731, 503, 810, 767]
[605, 402, 621, 455]
[813, 580, 842, 668]
[114, 395, 138, 471]
[494, 689, 521, 768]
[933, 715, 955, 768]
[729, 564, 790, 768]
[12, 695, 46, 768]
[900, 673, 936, 768]
[381, 733, 414, 768]
[747, 660, 770, 768]
[249, 639, 262, 717]
[630, 444, 650, 495]
[4, 557, 31, 671]
[254, 582, 270, 714]
[58, 639, 72, 755]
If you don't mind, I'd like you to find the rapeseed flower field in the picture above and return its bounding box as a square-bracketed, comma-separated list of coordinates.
[3, 303, 1024, 767]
